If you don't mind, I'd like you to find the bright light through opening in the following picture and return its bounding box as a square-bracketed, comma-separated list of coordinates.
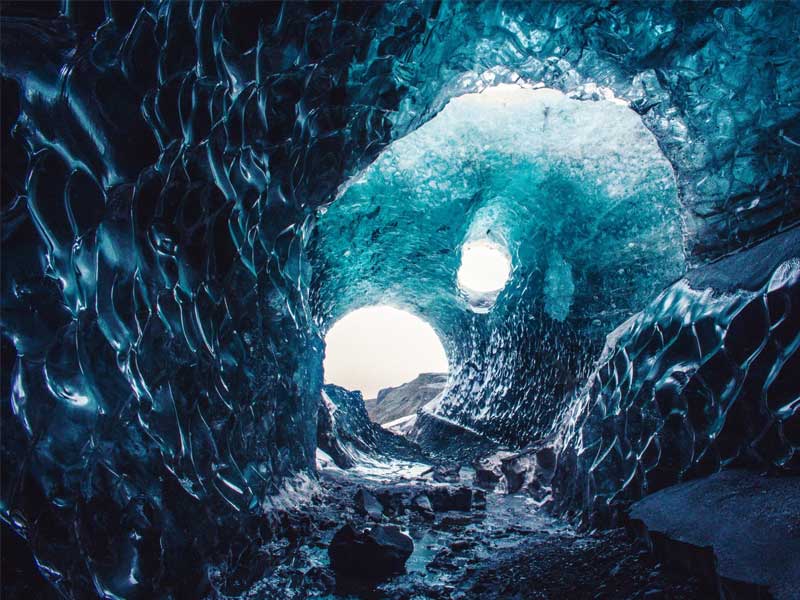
[457, 241, 511, 293]
[323, 306, 448, 399]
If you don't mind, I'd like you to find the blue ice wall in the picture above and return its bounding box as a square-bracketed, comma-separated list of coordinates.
[1, 1, 799, 596]
[1, 2, 411, 595]
[552, 228, 800, 526]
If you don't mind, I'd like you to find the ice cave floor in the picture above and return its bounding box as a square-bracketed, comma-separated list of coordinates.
[225, 446, 793, 600]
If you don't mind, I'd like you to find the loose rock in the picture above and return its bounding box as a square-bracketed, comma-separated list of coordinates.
[354, 488, 384, 520]
[429, 486, 473, 512]
[432, 463, 462, 483]
[328, 524, 414, 579]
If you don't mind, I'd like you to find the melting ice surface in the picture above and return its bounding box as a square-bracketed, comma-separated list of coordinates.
[314, 83, 685, 332]
[313, 83, 687, 445]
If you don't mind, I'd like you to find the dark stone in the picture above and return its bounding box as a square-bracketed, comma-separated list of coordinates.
[328, 524, 414, 579]
[427, 548, 457, 571]
[473, 450, 515, 490]
[472, 489, 487, 510]
[435, 514, 473, 529]
[428, 486, 473, 512]
[411, 493, 434, 520]
[303, 566, 336, 595]
[450, 539, 474, 552]
[375, 489, 406, 516]
[630, 469, 800, 600]
[354, 488, 384, 521]
[503, 459, 527, 494]
[474, 466, 502, 489]
[501, 441, 557, 499]
[432, 463, 462, 483]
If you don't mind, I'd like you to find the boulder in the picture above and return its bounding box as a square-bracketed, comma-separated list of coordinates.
[354, 488, 384, 521]
[411, 493, 434, 519]
[328, 524, 414, 579]
[473, 449, 516, 490]
[375, 489, 406, 516]
[435, 514, 473, 529]
[472, 489, 487, 510]
[502, 458, 528, 494]
[474, 466, 502, 489]
[630, 469, 800, 600]
[428, 486, 473, 512]
[449, 539, 474, 552]
[500, 441, 556, 501]
[432, 464, 462, 483]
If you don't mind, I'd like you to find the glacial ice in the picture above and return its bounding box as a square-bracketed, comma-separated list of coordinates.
[313, 84, 686, 446]
[315, 84, 684, 332]
[1, 1, 799, 596]
[552, 228, 800, 526]
[544, 250, 575, 323]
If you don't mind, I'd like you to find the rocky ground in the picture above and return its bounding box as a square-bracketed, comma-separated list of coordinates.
[455, 528, 706, 600]
[226, 460, 710, 600]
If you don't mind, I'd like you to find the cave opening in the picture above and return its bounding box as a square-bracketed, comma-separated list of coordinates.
[457, 239, 512, 312]
[322, 305, 449, 429]
[312, 79, 686, 450]
[457, 240, 511, 294]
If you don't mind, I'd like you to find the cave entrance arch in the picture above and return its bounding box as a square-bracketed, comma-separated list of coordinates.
[323, 305, 449, 427]
[313, 80, 686, 447]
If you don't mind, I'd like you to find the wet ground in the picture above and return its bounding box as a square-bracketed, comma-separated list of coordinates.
[224, 456, 710, 600]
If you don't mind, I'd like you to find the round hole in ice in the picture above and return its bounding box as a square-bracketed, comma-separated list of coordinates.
[457, 240, 511, 294]
[323, 305, 448, 399]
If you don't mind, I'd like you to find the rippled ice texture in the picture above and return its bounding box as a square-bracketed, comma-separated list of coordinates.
[316, 85, 683, 328]
[2, 1, 799, 596]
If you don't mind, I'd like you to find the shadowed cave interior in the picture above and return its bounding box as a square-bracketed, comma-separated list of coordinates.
[1, 2, 799, 599]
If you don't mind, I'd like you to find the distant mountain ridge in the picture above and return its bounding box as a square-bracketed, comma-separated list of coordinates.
[366, 373, 448, 424]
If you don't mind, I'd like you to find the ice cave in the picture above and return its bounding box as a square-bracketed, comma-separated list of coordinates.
[1, 2, 799, 599]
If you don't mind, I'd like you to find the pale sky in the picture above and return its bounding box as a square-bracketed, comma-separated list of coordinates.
[323, 306, 448, 398]
[457, 241, 511, 292]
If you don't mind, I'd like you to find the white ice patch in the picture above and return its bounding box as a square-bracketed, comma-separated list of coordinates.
[544, 250, 575, 321]
[381, 413, 418, 429]
[317, 440, 430, 484]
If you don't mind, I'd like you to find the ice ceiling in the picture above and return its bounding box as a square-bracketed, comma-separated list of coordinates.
[313, 83, 684, 329]
[1, 1, 799, 597]
[312, 83, 685, 442]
